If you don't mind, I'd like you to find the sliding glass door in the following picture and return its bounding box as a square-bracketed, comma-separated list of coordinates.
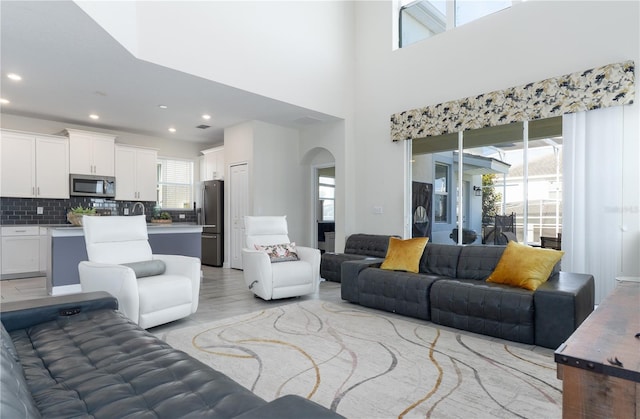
[411, 116, 562, 246]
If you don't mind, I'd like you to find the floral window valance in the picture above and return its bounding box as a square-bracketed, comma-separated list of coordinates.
[390, 60, 635, 142]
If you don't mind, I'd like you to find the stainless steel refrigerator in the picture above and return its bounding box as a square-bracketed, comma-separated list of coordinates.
[200, 180, 224, 267]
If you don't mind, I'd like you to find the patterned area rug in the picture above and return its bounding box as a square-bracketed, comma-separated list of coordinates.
[164, 300, 561, 419]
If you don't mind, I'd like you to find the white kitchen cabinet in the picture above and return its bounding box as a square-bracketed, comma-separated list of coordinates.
[66, 129, 115, 176]
[115, 145, 158, 201]
[200, 146, 224, 181]
[1, 226, 41, 277]
[0, 130, 69, 198]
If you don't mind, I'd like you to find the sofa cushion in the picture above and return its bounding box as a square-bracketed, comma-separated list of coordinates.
[430, 279, 535, 344]
[321, 253, 371, 282]
[456, 245, 505, 280]
[83, 215, 153, 264]
[357, 268, 441, 320]
[380, 237, 428, 273]
[419, 243, 462, 277]
[487, 241, 564, 290]
[321, 234, 395, 283]
[344, 234, 394, 258]
[10, 309, 268, 418]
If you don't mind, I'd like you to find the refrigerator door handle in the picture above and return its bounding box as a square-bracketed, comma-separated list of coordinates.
[201, 185, 206, 225]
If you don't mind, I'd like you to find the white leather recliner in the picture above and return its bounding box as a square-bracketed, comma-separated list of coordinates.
[78, 215, 201, 329]
[242, 216, 320, 300]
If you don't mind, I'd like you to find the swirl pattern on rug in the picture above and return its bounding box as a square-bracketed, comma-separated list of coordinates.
[164, 300, 561, 419]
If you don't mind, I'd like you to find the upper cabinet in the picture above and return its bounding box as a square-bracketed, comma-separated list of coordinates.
[200, 146, 225, 181]
[1, 130, 69, 199]
[65, 129, 115, 176]
[115, 145, 158, 202]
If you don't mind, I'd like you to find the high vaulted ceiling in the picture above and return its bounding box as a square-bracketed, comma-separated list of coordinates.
[0, 1, 336, 144]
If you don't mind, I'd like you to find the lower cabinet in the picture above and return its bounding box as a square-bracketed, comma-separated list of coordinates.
[1, 226, 41, 278]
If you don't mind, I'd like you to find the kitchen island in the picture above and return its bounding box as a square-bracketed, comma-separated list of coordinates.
[48, 223, 202, 295]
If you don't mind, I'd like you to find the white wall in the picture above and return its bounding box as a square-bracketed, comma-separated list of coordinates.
[223, 120, 312, 262]
[353, 0, 639, 235]
[300, 120, 349, 252]
[353, 0, 639, 280]
[252, 121, 309, 244]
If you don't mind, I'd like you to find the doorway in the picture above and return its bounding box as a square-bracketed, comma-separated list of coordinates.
[314, 165, 335, 253]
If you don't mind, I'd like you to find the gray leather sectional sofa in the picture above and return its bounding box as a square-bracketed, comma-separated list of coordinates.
[320, 234, 394, 282]
[1, 292, 344, 419]
[341, 243, 594, 349]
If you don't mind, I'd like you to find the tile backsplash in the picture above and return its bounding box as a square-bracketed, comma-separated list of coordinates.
[0, 197, 196, 225]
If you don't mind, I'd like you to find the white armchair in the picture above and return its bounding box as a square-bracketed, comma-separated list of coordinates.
[78, 215, 201, 329]
[242, 216, 320, 300]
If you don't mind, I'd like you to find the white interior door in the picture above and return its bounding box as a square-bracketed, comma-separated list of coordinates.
[230, 163, 249, 269]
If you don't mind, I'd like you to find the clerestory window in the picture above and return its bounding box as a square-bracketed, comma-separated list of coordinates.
[399, 0, 515, 48]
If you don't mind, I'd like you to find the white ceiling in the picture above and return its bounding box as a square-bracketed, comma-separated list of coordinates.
[0, 1, 336, 145]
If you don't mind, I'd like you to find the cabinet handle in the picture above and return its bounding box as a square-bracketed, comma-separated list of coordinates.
[37, 187, 40, 195]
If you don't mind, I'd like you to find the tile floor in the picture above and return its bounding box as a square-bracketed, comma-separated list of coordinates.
[0, 266, 343, 336]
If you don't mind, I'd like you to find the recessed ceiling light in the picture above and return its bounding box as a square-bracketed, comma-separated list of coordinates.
[89, 114, 100, 120]
[0, 98, 9, 105]
[7, 73, 22, 81]
[202, 114, 211, 120]
[159, 104, 168, 109]
[168, 127, 176, 133]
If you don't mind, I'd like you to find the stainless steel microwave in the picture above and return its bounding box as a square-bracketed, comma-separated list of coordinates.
[69, 174, 116, 198]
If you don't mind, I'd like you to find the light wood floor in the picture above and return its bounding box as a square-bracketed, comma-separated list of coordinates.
[0, 266, 344, 335]
[0, 267, 553, 354]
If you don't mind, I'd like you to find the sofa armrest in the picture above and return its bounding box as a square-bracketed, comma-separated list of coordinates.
[242, 248, 275, 300]
[340, 258, 383, 303]
[234, 395, 344, 419]
[534, 272, 595, 349]
[153, 254, 202, 313]
[78, 261, 140, 322]
[1, 292, 117, 332]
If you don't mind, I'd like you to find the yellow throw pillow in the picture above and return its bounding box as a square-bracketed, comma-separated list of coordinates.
[486, 241, 564, 290]
[380, 237, 429, 273]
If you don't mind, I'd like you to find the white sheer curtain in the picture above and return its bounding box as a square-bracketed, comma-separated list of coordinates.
[562, 106, 624, 304]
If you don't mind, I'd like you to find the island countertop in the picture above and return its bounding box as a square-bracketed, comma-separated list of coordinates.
[49, 223, 202, 237]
